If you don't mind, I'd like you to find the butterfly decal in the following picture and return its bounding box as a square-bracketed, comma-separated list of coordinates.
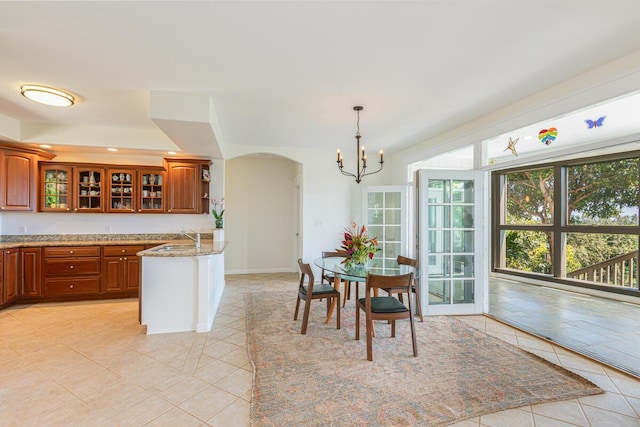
[585, 116, 606, 129]
[503, 137, 519, 157]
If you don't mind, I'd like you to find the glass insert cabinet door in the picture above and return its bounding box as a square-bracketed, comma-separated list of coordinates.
[42, 166, 72, 211]
[75, 168, 103, 212]
[363, 186, 407, 274]
[417, 169, 487, 315]
[139, 170, 165, 213]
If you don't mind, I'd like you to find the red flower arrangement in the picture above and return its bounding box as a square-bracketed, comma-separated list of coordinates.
[338, 222, 379, 268]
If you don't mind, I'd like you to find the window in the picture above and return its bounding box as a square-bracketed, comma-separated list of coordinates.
[493, 153, 640, 295]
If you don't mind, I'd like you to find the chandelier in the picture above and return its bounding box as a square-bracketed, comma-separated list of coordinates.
[336, 106, 384, 183]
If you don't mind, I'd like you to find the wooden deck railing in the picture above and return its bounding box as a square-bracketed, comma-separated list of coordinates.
[567, 250, 638, 288]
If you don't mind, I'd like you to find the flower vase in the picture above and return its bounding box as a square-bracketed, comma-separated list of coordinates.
[215, 219, 224, 229]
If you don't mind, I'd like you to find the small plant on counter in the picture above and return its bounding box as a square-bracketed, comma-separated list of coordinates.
[211, 198, 225, 228]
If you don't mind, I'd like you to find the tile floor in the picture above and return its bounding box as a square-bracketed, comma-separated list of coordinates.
[0, 273, 638, 426]
[488, 277, 640, 378]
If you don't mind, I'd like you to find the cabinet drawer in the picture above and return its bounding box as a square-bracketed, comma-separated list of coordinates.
[44, 246, 101, 258]
[44, 258, 101, 275]
[44, 277, 100, 296]
[102, 245, 145, 257]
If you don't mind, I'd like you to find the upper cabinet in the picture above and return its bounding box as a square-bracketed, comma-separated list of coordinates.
[41, 165, 73, 212]
[138, 169, 166, 213]
[106, 169, 136, 213]
[0, 145, 54, 212]
[75, 167, 105, 212]
[37, 158, 210, 214]
[41, 164, 106, 213]
[165, 159, 211, 214]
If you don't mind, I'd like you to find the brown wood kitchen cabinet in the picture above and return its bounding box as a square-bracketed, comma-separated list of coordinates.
[3, 248, 19, 304]
[43, 246, 101, 297]
[101, 246, 143, 294]
[20, 247, 42, 298]
[0, 149, 37, 211]
[137, 168, 166, 213]
[165, 159, 211, 214]
[106, 169, 136, 213]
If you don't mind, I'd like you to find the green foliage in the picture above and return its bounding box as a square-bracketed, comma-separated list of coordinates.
[504, 157, 639, 275]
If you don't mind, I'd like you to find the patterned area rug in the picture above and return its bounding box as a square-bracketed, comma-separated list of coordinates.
[247, 291, 602, 426]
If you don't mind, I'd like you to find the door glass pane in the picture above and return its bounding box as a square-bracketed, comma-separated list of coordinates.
[384, 242, 400, 259]
[453, 254, 474, 277]
[452, 180, 474, 203]
[385, 209, 401, 225]
[429, 280, 450, 304]
[428, 254, 449, 278]
[452, 230, 473, 253]
[368, 209, 384, 224]
[428, 230, 450, 253]
[452, 206, 474, 228]
[428, 179, 450, 203]
[368, 225, 383, 240]
[428, 205, 450, 228]
[385, 226, 401, 241]
[385, 192, 401, 208]
[368, 192, 383, 208]
[453, 280, 474, 303]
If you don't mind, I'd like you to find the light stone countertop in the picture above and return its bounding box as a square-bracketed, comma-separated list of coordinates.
[0, 233, 224, 253]
[137, 241, 228, 257]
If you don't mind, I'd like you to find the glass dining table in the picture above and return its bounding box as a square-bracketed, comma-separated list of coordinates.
[313, 256, 416, 323]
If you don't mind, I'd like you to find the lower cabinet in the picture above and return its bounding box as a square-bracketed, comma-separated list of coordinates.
[43, 246, 101, 297]
[101, 246, 144, 294]
[3, 248, 19, 304]
[21, 248, 42, 297]
[0, 243, 150, 308]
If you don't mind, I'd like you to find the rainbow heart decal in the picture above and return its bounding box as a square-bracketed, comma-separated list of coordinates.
[538, 127, 557, 145]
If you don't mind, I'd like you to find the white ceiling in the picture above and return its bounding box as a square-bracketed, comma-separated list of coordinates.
[2, 1, 640, 159]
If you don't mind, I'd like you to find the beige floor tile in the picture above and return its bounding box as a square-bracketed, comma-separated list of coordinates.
[579, 391, 637, 417]
[207, 398, 250, 426]
[479, 407, 534, 426]
[153, 374, 211, 405]
[213, 367, 252, 397]
[582, 405, 640, 427]
[178, 385, 237, 422]
[144, 407, 204, 427]
[531, 400, 588, 426]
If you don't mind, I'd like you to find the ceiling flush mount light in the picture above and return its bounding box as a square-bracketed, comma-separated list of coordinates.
[20, 84, 75, 107]
[337, 106, 383, 184]
[107, 148, 118, 152]
[167, 151, 177, 155]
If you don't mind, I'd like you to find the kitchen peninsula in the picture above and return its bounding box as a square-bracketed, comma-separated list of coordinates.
[138, 240, 227, 335]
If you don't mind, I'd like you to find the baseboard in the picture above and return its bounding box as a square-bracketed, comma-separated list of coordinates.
[226, 267, 297, 275]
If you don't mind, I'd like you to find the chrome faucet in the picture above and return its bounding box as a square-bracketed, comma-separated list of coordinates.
[182, 231, 201, 250]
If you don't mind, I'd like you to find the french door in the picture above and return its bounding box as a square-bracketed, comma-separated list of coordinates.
[416, 170, 487, 315]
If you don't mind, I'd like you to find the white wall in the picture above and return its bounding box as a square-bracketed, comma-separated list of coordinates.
[225, 156, 296, 273]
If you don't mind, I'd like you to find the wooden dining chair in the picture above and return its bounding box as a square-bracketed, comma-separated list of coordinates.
[355, 272, 417, 361]
[294, 258, 341, 334]
[320, 250, 346, 285]
[396, 255, 423, 322]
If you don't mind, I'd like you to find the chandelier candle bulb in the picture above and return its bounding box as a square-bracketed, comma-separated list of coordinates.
[380, 150, 383, 162]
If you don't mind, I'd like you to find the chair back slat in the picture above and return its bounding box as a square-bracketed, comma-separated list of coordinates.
[298, 258, 315, 290]
[366, 273, 414, 295]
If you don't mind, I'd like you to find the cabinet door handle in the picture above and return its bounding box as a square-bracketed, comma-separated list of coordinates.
[69, 284, 74, 289]
[69, 265, 74, 269]
[74, 208, 78, 212]
[122, 249, 126, 253]
[124, 257, 128, 261]
[1, 207, 5, 210]
[138, 209, 142, 212]
[69, 250, 74, 254]
[168, 209, 171, 213]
